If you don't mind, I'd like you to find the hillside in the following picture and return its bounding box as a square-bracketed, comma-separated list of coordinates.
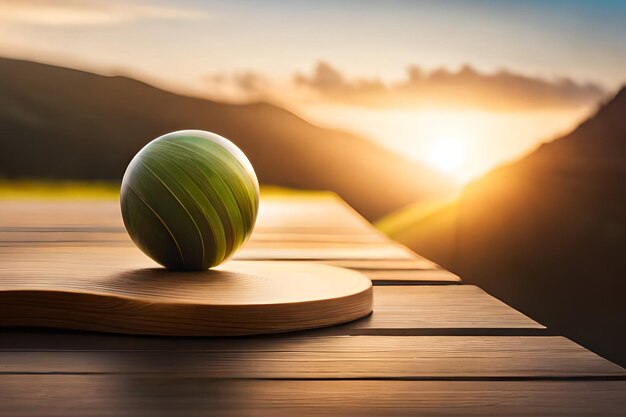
[387, 87, 626, 366]
[0, 57, 454, 220]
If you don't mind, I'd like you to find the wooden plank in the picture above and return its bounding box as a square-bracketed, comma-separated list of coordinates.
[0, 228, 388, 244]
[0, 239, 427, 263]
[326, 258, 440, 270]
[0, 230, 131, 245]
[0, 197, 377, 232]
[0, 198, 454, 283]
[0, 285, 543, 347]
[345, 285, 543, 333]
[245, 240, 398, 249]
[0, 197, 390, 243]
[256, 197, 376, 231]
[236, 244, 416, 261]
[0, 231, 393, 249]
[2, 378, 625, 417]
[0, 229, 435, 268]
[0, 243, 458, 283]
[0, 231, 458, 283]
[0, 231, 433, 267]
[0, 244, 457, 285]
[0, 245, 405, 277]
[364, 268, 461, 284]
[2, 336, 623, 378]
[0, 200, 122, 229]
[325, 258, 460, 283]
[250, 232, 388, 243]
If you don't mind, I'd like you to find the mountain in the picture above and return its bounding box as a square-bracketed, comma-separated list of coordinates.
[387, 87, 626, 366]
[0, 57, 454, 220]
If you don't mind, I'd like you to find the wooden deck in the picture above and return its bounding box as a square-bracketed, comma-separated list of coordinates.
[1, 195, 625, 416]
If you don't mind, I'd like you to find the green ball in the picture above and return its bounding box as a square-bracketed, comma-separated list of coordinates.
[121, 130, 259, 270]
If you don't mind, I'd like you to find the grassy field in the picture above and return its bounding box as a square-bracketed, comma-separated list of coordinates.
[0, 181, 334, 200]
[0, 180, 120, 200]
[376, 193, 460, 236]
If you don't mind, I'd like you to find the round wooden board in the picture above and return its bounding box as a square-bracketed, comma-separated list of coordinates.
[0, 260, 373, 336]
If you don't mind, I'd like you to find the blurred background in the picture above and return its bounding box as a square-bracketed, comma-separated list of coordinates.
[1, 1, 625, 365]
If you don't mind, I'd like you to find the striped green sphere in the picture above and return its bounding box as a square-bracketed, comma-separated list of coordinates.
[121, 130, 259, 270]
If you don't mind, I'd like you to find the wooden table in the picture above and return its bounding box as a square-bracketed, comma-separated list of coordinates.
[1, 194, 625, 416]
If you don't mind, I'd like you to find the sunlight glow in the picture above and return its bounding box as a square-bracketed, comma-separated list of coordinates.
[300, 105, 592, 184]
[427, 138, 466, 177]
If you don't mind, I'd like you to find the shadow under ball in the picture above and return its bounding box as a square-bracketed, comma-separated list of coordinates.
[121, 130, 259, 270]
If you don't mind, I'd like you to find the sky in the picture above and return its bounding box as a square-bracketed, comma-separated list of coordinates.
[1, 0, 625, 181]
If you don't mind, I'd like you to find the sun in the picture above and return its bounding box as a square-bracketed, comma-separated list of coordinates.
[427, 138, 466, 178]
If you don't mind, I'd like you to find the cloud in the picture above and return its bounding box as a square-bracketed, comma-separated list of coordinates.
[202, 61, 607, 111]
[0, 0, 206, 26]
[203, 71, 273, 102]
[292, 61, 607, 111]
[294, 61, 385, 95]
[231, 72, 269, 93]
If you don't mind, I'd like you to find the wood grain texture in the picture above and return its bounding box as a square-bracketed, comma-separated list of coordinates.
[326, 258, 459, 283]
[0, 229, 388, 245]
[345, 285, 543, 333]
[0, 200, 123, 229]
[0, 240, 456, 284]
[3, 377, 625, 417]
[1, 196, 625, 415]
[0, 235, 418, 261]
[0, 197, 456, 283]
[3, 336, 623, 378]
[0, 285, 543, 350]
[236, 244, 416, 260]
[250, 232, 388, 243]
[0, 246, 458, 286]
[255, 197, 377, 231]
[0, 260, 372, 336]
[363, 268, 460, 283]
[0, 197, 375, 232]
